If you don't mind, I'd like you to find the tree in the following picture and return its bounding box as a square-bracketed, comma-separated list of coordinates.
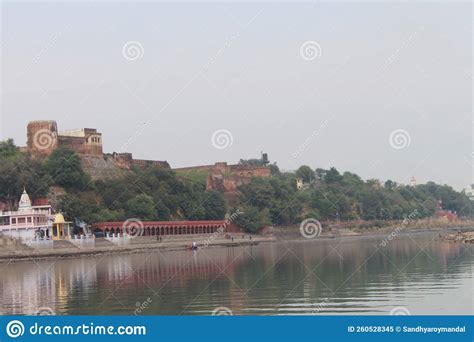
[325, 167, 343, 184]
[384, 179, 397, 191]
[45, 148, 90, 190]
[233, 206, 271, 233]
[126, 194, 157, 220]
[0, 139, 18, 158]
[295, 165, 314, 183]
[202, 190, 226, 220]
[0, 140, 51, 207]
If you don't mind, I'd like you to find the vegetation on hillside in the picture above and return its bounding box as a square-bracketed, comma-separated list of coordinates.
[0, 139, 472, 232]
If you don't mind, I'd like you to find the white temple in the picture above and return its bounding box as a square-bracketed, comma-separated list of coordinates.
[0, 189, 53, 241]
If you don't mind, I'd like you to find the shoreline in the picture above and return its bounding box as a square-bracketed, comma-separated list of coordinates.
[0, 236, 275, 264]
[2, 223, 473, 264]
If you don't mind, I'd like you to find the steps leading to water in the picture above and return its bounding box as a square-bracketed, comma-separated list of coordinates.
[53, 240, 79, 250]
[0, 236, 34, 252]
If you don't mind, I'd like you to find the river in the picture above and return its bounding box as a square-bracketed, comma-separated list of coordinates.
[1, 232, 472, 315]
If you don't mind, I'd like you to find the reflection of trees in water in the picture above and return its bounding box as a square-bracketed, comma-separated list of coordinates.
[235, 235, 472, 314]
[1, 234, 471, 315]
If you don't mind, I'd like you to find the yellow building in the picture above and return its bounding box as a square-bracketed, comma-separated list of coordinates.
[51, 213, 73, 240]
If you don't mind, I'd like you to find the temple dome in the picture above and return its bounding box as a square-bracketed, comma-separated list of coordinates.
[18, 188, 32, 211]
[53, 213, 66, 224]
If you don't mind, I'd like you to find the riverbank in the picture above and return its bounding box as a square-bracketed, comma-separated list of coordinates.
[272, 218, 474, 239]
[2, 218, 473, 263]
[0, 235, 275, 263]
[440, 231, 474, 243]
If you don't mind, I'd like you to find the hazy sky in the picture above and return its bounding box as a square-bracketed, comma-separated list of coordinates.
[1, 2, 472, 190]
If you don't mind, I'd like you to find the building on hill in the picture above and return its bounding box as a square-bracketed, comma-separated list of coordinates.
[22, 120, 170, 179]
[26, 120, 103, 156]
[21, 121, 269, 184]
[174, 162, 272, 193]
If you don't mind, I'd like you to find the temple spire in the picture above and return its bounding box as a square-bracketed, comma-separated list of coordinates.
[18, 188, 32, 211]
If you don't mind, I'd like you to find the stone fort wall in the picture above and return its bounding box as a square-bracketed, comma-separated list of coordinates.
[23, 120, 269, 188]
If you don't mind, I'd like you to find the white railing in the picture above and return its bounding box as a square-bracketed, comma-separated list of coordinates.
[69, 234, 95, 248]
[26, 237, 54, 249]
[105, 233, 131, 246]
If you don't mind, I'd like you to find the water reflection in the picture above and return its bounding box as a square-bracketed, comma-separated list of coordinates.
[0, 232, 472, 315]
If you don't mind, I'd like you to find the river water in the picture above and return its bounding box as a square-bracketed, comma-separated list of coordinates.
[1, 232, 472, 315]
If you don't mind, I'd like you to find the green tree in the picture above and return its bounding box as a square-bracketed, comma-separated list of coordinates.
[0, 139, 18, 158]
[45, 148, 90, 190]
[295, 165, 314, 183]
[126, 194, 157, 220]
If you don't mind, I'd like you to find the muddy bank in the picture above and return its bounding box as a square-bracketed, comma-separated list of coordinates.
[440, 231, 474, 244]
[273, 218, 474, 239]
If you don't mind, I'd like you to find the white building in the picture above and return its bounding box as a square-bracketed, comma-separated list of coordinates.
[465, 185, 474, 201]
[0, 189, 53, 241]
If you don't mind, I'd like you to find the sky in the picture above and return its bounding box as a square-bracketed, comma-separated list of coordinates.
[1, 1, 472, 190]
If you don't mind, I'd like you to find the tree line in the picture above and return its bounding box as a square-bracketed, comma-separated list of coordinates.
[0, 139, 472, 232]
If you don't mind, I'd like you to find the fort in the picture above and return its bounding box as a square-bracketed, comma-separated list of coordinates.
[175, 162, 271, 193]
[21, 120, 271, 192]
[22, 120, 171, 178]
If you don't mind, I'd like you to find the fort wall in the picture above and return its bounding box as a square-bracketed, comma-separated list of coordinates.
[23, 121, 267, 187]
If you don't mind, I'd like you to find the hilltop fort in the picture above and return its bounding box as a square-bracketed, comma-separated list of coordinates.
[20, 120, 271, 192]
